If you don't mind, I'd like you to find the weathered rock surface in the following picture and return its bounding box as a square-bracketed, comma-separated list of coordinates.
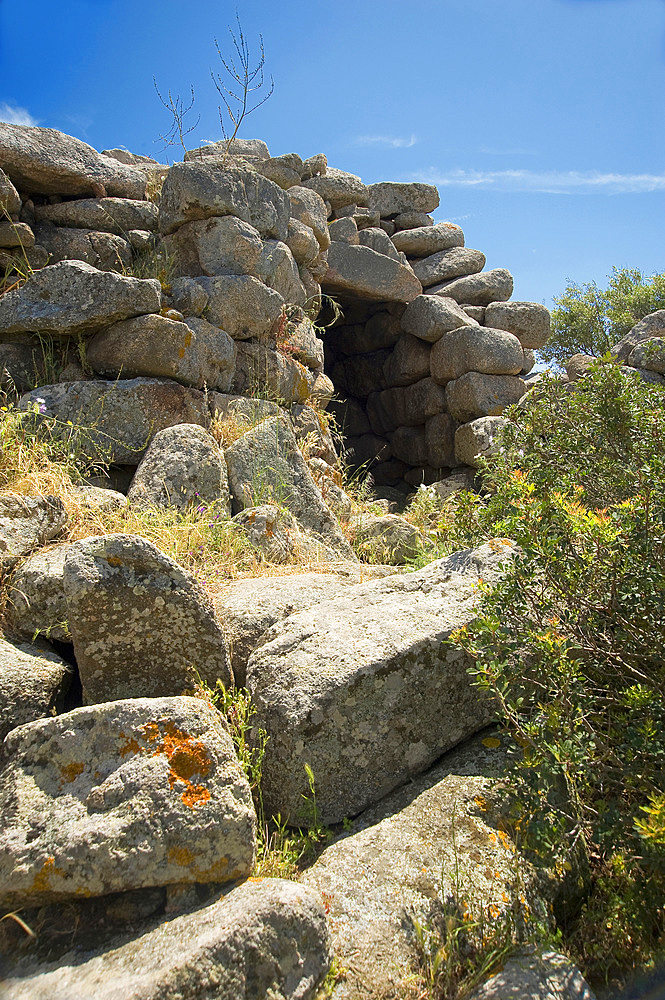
[430, 326, 524, 383]
[445, 372, 526, 422]
[611, 309, 665, 362]
[0, 261, 161, 337]
[628, 336, 665, 373]
[391, 220, 465, 256]
[225, 415, 356, 561]
[0, 638, 73, 744]
[32, 221, 132, 272]
[159, 162, 289, 241]
[0, 123, 146, 198]
[211, 571, 374, 686]
[63, 533, 232, 701]
[466, 950, 596, 1000]
[288, 186, 331, 250]
[455, 415, 508, 468]
[128, 424, 230, 514]
[323, 242, 422, 303]
[231, 504, 300, 564]
[383, 333, 431, 386]
[353, 512, 423, 564]
[0, 220, 35, 248]
[247, 540, 516, 824]
[0, 493, 67, 572]
[2, 878, 331, 1000]
[34, 198, 158, 234]
[18, 379, 210, 464]
[484, 301, 551, 350]
[432, 268, 514, 305]
[357, 226, 401, 261]
[413, 247, 485, 288]
[257, 239, 308, 305]
[196, 273, 284, 339]
[87, 314, 236, 392]
[426, 411, 457, 468]
[401, 293, 478, 342]
[303, 167, 368, 210]
[367, 181, 439, 216]
[184, 137, 270, 162]
[0, 165, 21, 216]
[4, 543, 74, 642]
[285, 218, 320, 266]
[301, 733, 550, 1000]
[232, 341, 313, 404]
[165, 214, 264, 278]
[0, 697, 255, 909]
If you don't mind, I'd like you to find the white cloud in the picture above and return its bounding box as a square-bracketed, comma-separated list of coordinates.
[355, 134, 417, 149]
[412, 168, 665, 195]
[0, 103, 38, 127]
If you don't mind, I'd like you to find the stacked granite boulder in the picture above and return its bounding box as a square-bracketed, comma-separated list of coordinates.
[317, 172, 551, 488]
[0, 121, 551, 499]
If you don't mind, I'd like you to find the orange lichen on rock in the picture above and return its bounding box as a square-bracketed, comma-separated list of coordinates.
[118, 720, 214, 809]
[60, 761, 85, 783]
[31, 856, 66, 894]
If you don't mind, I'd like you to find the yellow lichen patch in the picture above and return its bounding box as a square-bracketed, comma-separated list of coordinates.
[195, 855, 230, 880]
[31, 856, 66, 894]
[106, 555, 124, 567]
[167, 845, 195, 867]
[60, 761, 85, 783]
[178, 330, 193, 359]
[481, 736, 501, 749]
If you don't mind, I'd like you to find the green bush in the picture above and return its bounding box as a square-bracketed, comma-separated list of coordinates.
[451, 360, 665, 986]
[542, 267, 665, 370]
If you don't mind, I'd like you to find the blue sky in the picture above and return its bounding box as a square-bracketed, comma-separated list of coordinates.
[0, 0, 663, 309]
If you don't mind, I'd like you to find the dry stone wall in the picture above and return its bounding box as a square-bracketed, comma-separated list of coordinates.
[0, 122, 551, 495]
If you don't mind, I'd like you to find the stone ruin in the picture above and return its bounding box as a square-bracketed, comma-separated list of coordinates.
[0, 123, 551, 498]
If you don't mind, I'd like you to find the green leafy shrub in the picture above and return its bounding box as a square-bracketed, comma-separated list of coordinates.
[542, 267, 665, 369]
[450, 360, 665, 986]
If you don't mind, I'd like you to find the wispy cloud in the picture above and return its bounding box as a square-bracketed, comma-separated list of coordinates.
[355, 134, 417, 149]
[0, 103, 38, 127]
[413, 168, 665, 195]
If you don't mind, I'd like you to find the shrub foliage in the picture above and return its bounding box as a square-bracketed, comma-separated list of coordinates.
[452, 360, 665, 985]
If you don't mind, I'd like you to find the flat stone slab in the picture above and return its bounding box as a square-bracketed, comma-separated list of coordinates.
[87, 314, 236, 392]
[431, 268, 514, 306]
[0, 260, 161, 337]
[301, 733, 550, 1000]
[367, 181, 440, 216]
[34, 198, 158, 234]
[0, 123, 146, 198]
[18, 378, 210, 465]
[1, 878, 330, 1000]
[246, 540, 516, 825]
[0, 696, 256, 909]
[211, 570, 395, 686]
[322, 242, 422, 303]
[391, 221, 465, 256]
[466, 950, 596, 1000]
